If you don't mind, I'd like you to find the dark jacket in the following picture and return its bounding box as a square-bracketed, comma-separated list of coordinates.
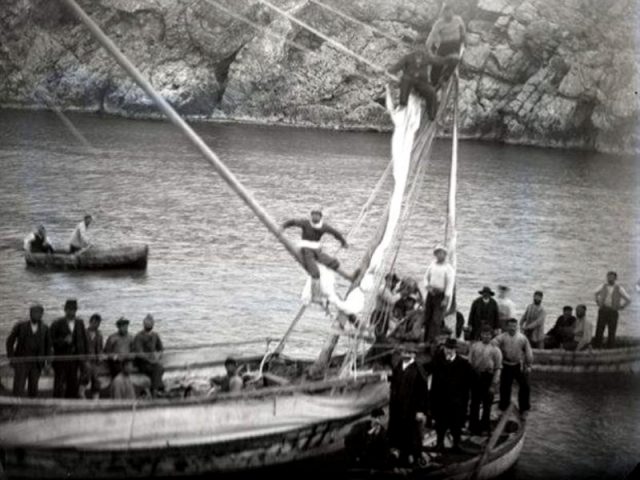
[468, 297, 500, 339]
[430, 351, 473, 418]
[50, 317, 88, 362]
[281, 219, 347, 246]
[86, 329, 104, 357]
[6, 321, 52, 368]
[388, 51, 457, 81]
[548, 315, 577, 343]
[388, 360, 430, 450]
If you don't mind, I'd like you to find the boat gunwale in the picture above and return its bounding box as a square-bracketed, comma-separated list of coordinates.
[0, 371, 387, 412]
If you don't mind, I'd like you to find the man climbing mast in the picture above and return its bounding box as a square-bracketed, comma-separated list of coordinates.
[387, 42, 458, 120]
[281, 207, 357, 282]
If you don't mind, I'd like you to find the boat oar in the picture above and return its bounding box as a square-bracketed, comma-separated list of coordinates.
[469, 403, 516, 480]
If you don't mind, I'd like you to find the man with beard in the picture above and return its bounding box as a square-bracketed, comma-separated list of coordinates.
[520, 291, 546, 349]
[133, 314, 165, 397]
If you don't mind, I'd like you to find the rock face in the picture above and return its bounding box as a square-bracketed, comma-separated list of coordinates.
[1, 0, 637, 153]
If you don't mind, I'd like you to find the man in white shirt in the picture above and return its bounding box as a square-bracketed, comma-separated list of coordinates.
[423, 245, 455, 342]
[496, 285, 517, 332]
[69, 215, 93, 253]
[593, 271, 631, 348]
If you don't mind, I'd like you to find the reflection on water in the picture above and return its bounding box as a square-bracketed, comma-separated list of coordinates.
[0, 109, 639, 478]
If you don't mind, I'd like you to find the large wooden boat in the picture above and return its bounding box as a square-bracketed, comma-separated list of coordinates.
[0, 351, 389, 479]
[24, 245, 148, 270]
[531, 336, 640, 374]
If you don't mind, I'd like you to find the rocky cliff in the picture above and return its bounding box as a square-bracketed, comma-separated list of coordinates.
[1, 0, 638, 153]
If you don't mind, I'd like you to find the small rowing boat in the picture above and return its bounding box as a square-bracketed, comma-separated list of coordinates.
[24, 245, 148, 270]
[531, 336, 640, 374]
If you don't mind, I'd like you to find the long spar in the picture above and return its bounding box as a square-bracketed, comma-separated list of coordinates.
[58, 0, 304, 268]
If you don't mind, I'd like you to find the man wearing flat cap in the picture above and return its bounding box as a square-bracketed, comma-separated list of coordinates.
[5, 303, 52, 397]
[104, 317, 135, 377]
[468, 286, 500, 341]
[50, 299, 87, 398]
[423, 245, 455, 342]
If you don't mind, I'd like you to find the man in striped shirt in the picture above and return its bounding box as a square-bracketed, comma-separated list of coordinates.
[423, 245, 455, 342]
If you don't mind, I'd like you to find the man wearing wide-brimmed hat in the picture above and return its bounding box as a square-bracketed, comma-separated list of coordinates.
[423, 244, 455, 342]
[468, 286, 500, 341]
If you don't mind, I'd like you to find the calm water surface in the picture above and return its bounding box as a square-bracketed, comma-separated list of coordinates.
[0, 110, 638, 479]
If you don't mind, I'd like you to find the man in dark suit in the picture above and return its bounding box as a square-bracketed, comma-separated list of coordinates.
[388, 348, 430, 465]
[5, 303, 51, 397]
[50, 299, 87, 398]
[468, 286, 500, 340]
[430, 338, 473, 452]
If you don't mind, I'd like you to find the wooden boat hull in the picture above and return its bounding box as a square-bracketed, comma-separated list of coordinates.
[531, 336, 640, 374]
[24, 245, 148, 270]
[0, 372, 388, 478]
[348, 407, 525, 480]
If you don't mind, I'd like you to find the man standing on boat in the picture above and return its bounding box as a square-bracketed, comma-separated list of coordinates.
[50, 299, 88, 399]
[468, 325, 502, 435]
[23, 225, 54, 254]
[133, 314, 165, 397]
[104, 317, 135, 377]
[520, 290, 546, 349]
[5, 303, 52, 397]
[425, 4, 466, 88]
[69, 214, 92, 253]
[388, 349, 430, 465]
[496, 285, 517, 332]
[492, 318, 533, 417]
[430, 338, 472, 452]
[468, 286, 500, 340]
[281, 207, 352, 280]
[423, 245, 455, 343]
[593, 271, 631, 348]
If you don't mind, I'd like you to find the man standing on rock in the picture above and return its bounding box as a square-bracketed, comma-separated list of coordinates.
[426, 4, 466, 87]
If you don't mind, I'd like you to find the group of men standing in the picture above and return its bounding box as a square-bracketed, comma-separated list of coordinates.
[4, 299, 165, 399]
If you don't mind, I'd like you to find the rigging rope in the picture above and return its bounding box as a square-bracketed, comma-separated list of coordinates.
[308, 0, 403, 46]
[258, 0, 398, 81]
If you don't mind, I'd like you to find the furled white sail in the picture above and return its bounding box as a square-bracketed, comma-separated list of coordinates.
[301, 92, 423, 315]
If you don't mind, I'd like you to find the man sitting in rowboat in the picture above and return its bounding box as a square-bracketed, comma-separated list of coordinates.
[281, 207, 357, 281]
[23, 225, 54, 253]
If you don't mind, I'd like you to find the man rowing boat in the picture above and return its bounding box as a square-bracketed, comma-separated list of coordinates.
[281, 207, 355, 281]
[69, 214, 92, 253]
